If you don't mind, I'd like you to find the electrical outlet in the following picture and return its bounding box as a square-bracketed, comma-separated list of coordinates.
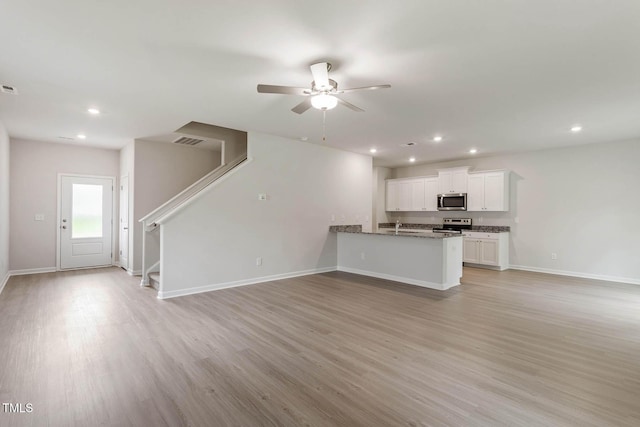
[360, 252, 365, 260]
[34, 214, 44, 221]
[256, 257, 262, 266]
[258, 193, 267, 201]
[551, 253, 558, 260]
[331, 214, 335, 222]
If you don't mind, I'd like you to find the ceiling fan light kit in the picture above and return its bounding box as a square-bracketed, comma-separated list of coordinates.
[311, 94, 338, 110]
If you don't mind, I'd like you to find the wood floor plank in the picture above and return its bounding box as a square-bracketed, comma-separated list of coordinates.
[0, 266, 639, 426]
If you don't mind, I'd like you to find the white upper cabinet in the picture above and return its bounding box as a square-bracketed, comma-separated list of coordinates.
[467, 171, 510, 211]
[467, 174, 485, 211]
[410, 179, 426, 211]
[438, 167, 469, 193]
[386, 177, 439, 211]
[386, 179, 412, 211]
[424, 177, 439, 211]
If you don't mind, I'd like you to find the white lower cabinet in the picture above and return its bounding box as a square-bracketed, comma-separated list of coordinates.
[462, 232, 509, 270]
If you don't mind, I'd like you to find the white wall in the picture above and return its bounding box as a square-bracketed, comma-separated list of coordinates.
[388, 139, 640, 284]
[128, 140, 221, 273]
[9, 139, 120, 271]
[159, 132, 372, 298]
[0, 121, 9, 290]
[372, 166, 391, 230]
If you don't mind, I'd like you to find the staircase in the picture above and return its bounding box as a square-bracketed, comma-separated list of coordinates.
[138, 124, 248, 292]
[149, 272, 161, 289]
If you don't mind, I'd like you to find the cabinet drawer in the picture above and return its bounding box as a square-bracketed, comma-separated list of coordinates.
[463, 232, 500, 240]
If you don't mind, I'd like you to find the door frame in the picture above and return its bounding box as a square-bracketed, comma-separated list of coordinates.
[56, 173, 117, 271]
[119, 174, 130, 272]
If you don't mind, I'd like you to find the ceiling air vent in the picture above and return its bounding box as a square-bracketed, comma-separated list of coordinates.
[1, 84, 18, 95]
[400, 142, 417, 148]
[172, 136, 204, 146]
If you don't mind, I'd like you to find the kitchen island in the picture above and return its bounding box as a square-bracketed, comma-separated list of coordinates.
[330, 225, 463, 290]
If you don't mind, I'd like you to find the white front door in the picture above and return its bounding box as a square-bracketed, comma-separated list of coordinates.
[119, 175, 129, 271]
[59, 175, 114, 269]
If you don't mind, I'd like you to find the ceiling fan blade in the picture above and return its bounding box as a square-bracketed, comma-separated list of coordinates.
[310, 62, 331, 90]
[291, 98, 313, 114]
[339, 84, 391, 94]
[257, 84, 309, 95]
[337, 98, 365, 112]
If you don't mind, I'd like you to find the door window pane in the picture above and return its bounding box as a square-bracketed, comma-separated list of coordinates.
[72, 184, 103, 238]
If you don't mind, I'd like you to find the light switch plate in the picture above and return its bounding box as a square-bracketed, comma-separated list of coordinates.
[258, 193, 267, 201]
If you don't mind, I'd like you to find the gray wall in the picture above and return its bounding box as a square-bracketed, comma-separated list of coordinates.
[0, 121, 9, 288]
[127, 140, 221, 273]
[387, 139, 640, 284]
[159, 132, 373, 298]
[9, 139, 120, 271]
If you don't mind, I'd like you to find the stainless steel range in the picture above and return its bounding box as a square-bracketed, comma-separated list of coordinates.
[432, 218, 472, 234]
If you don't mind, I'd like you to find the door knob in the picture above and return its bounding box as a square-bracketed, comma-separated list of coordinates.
[123, 227, 128, 230]
[61, 225, 67, 229]
[62, 219, 67, 223]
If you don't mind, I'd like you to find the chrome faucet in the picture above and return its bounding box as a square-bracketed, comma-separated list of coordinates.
[395, 220, 402, 233]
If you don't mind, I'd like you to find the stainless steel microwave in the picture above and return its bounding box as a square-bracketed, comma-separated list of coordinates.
[437, 193, 467, 211]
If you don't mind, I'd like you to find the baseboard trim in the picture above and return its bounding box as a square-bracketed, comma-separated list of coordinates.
[0, 272, 10, 295]
[8, 267, 57, 276]
[337, 266, 459, 291]
[157, 266, 337, 299]
[509, 264, 640, 286]
[127, 269, 141, 276]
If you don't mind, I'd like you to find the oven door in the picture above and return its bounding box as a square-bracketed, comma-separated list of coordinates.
[437, 193, 467, 211]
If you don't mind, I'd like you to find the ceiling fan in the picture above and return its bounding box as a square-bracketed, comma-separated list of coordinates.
[257, 62, 391, 114]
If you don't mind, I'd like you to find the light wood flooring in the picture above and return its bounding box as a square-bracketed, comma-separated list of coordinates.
[1, 267, 639, 426]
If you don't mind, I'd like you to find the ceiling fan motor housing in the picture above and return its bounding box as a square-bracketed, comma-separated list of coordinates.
[312, 79, 338, 93]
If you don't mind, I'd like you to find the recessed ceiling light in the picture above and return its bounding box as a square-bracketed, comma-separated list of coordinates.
[409, 157, 416, 162]
[433, 136, 443, 142]
[571, 125, 582, 132]
[77, 134, 87, 140]
[87, 108, 100, 115]
[369, 148, 377, 153]
[469, 148, 477, 154]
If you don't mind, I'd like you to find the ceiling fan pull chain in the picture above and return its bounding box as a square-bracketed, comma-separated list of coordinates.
[322, 110, 327, 142]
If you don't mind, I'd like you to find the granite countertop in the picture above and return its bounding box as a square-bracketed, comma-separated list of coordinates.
[329, 225, 461, 239]
[377, 223, 511, 233]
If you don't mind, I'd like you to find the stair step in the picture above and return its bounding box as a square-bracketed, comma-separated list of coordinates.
[149, 272, 160, 289]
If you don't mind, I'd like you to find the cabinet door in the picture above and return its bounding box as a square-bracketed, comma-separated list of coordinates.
[386, 181, 399, 211]
[479, 239, 499, 265]
[463, 239, 480, 263]
[438, 172, 452, 194]
[424, 178, 439, 211]
[410, 179, 426, 211]
[398, 181, 412, 211]
[483, 172, 506, 211]
[452, 170, 468, 193]
[467, 174, 485, 211]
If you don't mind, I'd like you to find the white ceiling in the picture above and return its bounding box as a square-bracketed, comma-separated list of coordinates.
[1, 1, 639, 167]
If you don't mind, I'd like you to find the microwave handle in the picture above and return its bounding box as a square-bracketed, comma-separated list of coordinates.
[438, 195, 442, 207]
